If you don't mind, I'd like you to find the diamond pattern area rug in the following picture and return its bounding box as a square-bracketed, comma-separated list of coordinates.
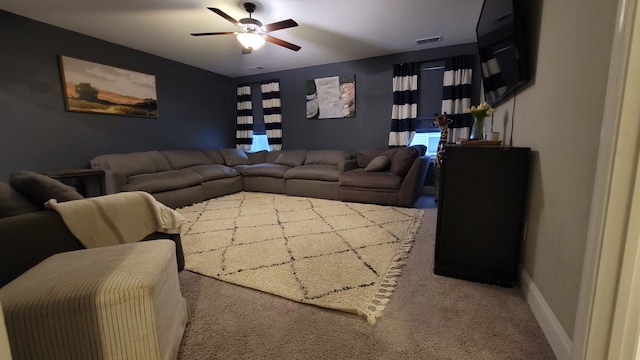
[176, 192, 423, 324]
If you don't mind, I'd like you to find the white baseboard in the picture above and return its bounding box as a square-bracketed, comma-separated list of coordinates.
[520, 269, 572, 360]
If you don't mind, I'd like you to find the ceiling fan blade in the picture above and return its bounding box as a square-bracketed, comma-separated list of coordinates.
[263, 19, 298, 32]
[208, 7, 239, 26]
[191, 32, 235, 36]
[265, 35, 301, 51]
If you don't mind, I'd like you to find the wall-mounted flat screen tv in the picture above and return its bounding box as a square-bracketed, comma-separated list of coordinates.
[476, 0, 529, 107]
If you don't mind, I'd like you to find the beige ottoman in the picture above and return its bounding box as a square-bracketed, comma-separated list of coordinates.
[0, 240, 188, 360]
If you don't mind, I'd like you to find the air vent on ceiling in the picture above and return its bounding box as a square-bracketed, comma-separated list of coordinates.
[247, 65, 267, 71]
[415, 35, 443, 45]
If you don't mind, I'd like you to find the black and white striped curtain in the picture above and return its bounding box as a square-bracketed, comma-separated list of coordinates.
[388, 62, 418, 147]
[261, 81, 282, 151]
[236, 85, 253, 150]
[441, 55, 473, 143]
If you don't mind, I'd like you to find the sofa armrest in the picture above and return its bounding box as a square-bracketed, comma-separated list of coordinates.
[0, 210, 186, 288]
[0, 211, 84, 287]
[339, 159, 359, 173]
[397, 155, 429, 207]
[142, 232, 185, 271]
[103, 170, 127, 194]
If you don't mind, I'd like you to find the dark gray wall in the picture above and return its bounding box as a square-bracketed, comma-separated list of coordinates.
[1, 8, 480, 183]
[234, 43, 480, 152]
[0, 10, 236, 182]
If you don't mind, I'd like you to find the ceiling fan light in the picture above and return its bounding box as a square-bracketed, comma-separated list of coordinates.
[236, 32, 266, 50]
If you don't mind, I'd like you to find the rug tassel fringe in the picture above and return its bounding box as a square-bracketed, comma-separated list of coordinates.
[361, 209, 424, 325]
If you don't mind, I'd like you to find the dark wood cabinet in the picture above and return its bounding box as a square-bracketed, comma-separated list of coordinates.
[434, 145, 530, 287]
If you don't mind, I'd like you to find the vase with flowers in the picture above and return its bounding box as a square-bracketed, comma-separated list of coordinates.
[464, 102, 495, 140]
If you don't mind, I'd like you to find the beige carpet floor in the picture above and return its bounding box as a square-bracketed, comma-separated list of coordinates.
[177, 204, 556, 359]
[177, 192, 423, 324]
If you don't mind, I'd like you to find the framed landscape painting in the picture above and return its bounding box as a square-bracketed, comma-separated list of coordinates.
[58, 55, 158, 118]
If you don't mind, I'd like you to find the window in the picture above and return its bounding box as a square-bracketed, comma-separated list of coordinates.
[250, 134, 270, 152]
[410, 60, 445, 155]
[410, 132, 440, 156]
[416, 60, 445, 131]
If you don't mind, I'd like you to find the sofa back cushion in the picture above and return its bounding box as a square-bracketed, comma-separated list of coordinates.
[91, 151, 171, 177]
[202, 150, 226, 165]
[0, 182, 39, 218]
[220, 148, 252, 167]
[356, 147, 419, 177]
[356, 149, 387, 168]
[161, 150, 212, 170]
[411, 144, 427, 156]
[246, 150, 268, 164]
[9, 171, 84, 209]
[304, 150, 351, 166]
[275, 150, 307, 167]
[264, 150, 282, 164]
[388, 146, 420, 177]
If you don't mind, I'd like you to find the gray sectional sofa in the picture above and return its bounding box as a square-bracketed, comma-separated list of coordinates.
[340, 147, 430, 207]
[90, 147, 428, 209]
[0, 171, 185, 287]
[90, 150, 243, 208]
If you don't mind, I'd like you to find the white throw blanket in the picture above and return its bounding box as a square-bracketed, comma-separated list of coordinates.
[46, 191, 185, 248]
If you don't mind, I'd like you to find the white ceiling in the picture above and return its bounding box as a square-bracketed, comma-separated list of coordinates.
[0, 0, 484, 77]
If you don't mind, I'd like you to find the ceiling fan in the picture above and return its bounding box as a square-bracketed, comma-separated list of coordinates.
[191, 2, 301, 54]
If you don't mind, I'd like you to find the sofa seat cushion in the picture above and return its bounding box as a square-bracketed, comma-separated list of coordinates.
[284, 164, 341, 182]
[240, 164, 291, 178]
[339, 168, 403, 190]
[188, 164, 239, 181]
[123, 170, 203, 193]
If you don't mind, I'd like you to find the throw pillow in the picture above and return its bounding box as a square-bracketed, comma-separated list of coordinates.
[220, 148, 251, 167]
[364, 156, 390, 172]
[9, 171, 84, 209]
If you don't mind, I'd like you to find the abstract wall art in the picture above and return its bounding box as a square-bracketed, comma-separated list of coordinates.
[306, 74, 355, 119]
